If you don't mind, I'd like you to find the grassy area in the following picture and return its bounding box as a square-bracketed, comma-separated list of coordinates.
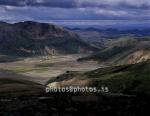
[0, 78, 44, 98]
[79, 37, 150, 66]
[48, 60, 150, 96]
[85, 60, 150, 95]
[1, 67, 35, 73]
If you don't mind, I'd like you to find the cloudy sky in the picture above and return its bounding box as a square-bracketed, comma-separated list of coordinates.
[0, 0, 150, 21]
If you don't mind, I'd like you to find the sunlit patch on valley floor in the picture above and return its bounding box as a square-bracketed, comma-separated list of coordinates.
[0, 54, 104, 85]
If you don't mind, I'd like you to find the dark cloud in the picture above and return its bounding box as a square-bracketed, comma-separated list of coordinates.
[0, 0, 150, 21]
[0, 0, 150, 9]
[0, 0, 77, 8]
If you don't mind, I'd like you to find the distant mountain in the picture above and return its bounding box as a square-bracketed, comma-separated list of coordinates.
[72, 27, 150, 37]
[72, 27, 150, 65]
[72, 27, 150, 44]
[0, 21, 98, 56]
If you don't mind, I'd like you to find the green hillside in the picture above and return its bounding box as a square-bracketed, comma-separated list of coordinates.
[0, 70, 44, 98]
[48, 60, 150, 96]
[78, 37, 150, 65]
[85, 60, 150, 95]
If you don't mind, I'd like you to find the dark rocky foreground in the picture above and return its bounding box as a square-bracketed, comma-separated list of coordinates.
[0, 93, 150, 116]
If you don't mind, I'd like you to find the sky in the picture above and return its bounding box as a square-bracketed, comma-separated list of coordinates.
[0, 0, 150, 22]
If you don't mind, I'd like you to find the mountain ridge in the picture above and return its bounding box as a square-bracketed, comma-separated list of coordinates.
[78, 37, 150, 65]
[0, 21, 98, 56]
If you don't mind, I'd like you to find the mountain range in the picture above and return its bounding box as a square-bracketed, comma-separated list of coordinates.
[72, 27, 150, 39]
[0, 21, 98, 56]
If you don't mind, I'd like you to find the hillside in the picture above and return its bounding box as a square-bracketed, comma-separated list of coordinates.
[78, 37, 150, 65]
[47, 60, 150, 96]
[0, 70, 44, 98]
[73, 27, 150, 41]
[0, 21, 98, 56]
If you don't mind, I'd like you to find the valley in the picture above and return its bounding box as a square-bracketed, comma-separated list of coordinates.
[1, 0, 150, 114]
[0, 21, 150, 97]
[0, 54, 102, 85]
[0, 21, 150, 116]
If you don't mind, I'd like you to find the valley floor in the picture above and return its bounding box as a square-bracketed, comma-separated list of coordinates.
[0, 54, 103, 85]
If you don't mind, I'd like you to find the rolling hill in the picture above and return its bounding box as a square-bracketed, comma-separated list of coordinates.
[0, 70, 44, 98]
[78, 37, 150, 65]
[47, 60, 150, 96]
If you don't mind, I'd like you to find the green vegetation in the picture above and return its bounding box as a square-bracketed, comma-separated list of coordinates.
[81, 45, 134, 62]
[0, 78, 44, 98]
[49, 60, 150, 96]
[79, 37, 150, 66]
[1, 67, 35, 73]
[84, 60, 150, 95]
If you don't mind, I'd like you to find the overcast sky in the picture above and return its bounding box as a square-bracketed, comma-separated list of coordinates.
[0, 0, 150, 21]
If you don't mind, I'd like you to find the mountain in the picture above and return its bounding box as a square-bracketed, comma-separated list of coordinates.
[72, 27, 150, 50]
[78, 37, 150, 65]
[74, 29, 106, 50]
[72, 27, 150, 51]
[0, 21, 98, 56]
[47, 60, 150, 96]
[72, 27, 150, 40]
